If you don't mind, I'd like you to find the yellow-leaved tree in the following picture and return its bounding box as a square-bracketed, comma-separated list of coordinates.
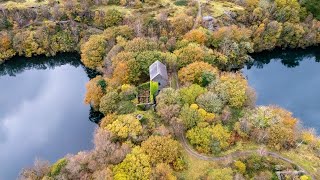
[215, 73, 248, 108]
[84, 76, 107, 110]
[178, 61, 218, 86]
[81, 34, 106, 69]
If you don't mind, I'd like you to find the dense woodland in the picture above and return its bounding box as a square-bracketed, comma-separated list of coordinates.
[1, 0, 320, 179]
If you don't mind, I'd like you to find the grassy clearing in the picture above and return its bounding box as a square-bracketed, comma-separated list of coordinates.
[280, 145, 320, 176]
[176, 150, 217, 179]
[1, 0, 48, 9]
[204, 1, 244, 17]
[219, 141, 260, 156]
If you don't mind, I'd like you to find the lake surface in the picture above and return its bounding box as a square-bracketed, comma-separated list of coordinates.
[243, 47, 320, 134]
[0, 54, 97, 180]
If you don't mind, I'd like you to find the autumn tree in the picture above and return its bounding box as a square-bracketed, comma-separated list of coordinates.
[174, 43, 205, 68]
[179, 104, 204, 129]
[268, 124, 295, 150]
[0, 31, 15, 62]
[214, 73, 248, 109]
[151, 163, 177, 180]
[178, 61, 218, 86]
[156, 88, 182, 122]
[242, 106, 299, 149]
[302, 0, 320, 20]
[119, 84, 137, 101]
[124, 37, 159, 52]
[113, 147, 151, 180]
[92, 128, 130, 165]
[84, 76, 107, 110]
[252, 20, 283, 51]
[19, 159, 50, 180]
[186, 124, 231, 154]
[109, 61, 130, 87]
[105, 9, 123, 28]
[179, 84, 206, 105]
[141, 136, 181, 166]
[186, 125, 212, 153]
[99, 91, 120, 115]
[106, 114, 143, 140]
[279, 22, 305, 48]
[80, 34, 106, 69]
[211, 25, 253, 69]
[135, 50, 164, 80]
[274, 0, 301, 22]
[183, 28, 209, 45]
[196, 92, 225, 114]
[170, 13, 193, 36]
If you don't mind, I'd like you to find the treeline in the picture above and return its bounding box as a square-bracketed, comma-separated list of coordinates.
[2, 0, 320, 179]
[0, 22, 81, 62]
[2, 0, 320, 66]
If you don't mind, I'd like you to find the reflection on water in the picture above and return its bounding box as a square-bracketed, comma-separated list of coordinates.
[0, 54, 98, 180]
[243, 47, 320, 134]
[247, 46, 320, 69]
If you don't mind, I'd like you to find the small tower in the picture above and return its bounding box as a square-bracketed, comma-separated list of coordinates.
[149, 61, 168, 89]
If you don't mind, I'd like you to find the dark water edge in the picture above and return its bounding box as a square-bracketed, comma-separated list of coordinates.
[0, 53, 100, 79]
[243, 46, 320, 134]
[0, 53, 101, 179]
[247, 46, 320, 69]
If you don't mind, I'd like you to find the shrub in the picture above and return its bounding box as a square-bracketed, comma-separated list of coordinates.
[156, 88, 182, 121]
[234, 160, 246, 174]
[99, 91, 120, 115]
[105, 9, 123, 28]
[186, 126, 212, 153]
[117, 101, 136, 114]
[50, 158, 67, 177]
[196, 92, 225, 114]
[179, 84, 206, 105]
[120, 84, 137, 101]
[179, 104, 204, 129]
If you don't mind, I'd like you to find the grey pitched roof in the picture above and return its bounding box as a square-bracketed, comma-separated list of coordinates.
[149, 61, 168, 80]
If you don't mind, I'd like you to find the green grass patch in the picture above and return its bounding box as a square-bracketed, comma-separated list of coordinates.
[176, 150, 218, 179]
[174, 0, 188, 6]
[149, 80, 159, 103]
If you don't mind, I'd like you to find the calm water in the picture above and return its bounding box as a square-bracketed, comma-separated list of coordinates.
[0, 54, 97, 180]
[243, 47, 320, 134]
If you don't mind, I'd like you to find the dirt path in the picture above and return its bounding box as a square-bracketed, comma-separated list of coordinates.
[179, 133, 316, 179]
[193, 0, 202, 29]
